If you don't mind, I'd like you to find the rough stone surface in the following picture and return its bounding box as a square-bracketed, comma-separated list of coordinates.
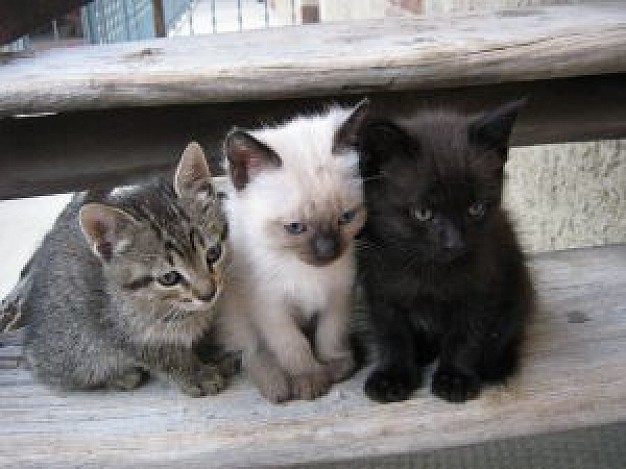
[505, 140, 626, 252]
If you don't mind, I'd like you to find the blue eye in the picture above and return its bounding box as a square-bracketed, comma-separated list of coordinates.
[157, 271, 182, 286]
[338, 208, 357, 225]
[412, 207, 433, 222]
[284, 222, 307, 235]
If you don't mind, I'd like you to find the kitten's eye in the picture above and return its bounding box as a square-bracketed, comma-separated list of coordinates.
[157, 271, 182, 287]
[338, 208, 358, 225]
[412, 207, 433, 222]
[284, 222, 307, 235]
[206, 244, 223, 264]
[468, 202, 486, 218]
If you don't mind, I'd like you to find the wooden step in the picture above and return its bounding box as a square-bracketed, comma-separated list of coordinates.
[1, 3, 626, 199]
[1, 244, 625, 467]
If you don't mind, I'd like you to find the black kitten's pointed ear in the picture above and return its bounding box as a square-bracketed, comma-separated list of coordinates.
[174, 141, 214, 200]
[333, 98, 370, 153]
[223, 129, 282, 191]
[358, 120, 415, 177]
[469, 98, 526, 160]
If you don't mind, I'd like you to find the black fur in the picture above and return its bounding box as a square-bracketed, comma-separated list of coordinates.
[357, 101, 533, 403]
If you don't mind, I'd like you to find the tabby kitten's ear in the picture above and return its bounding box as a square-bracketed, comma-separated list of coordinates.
[174, 141, 214, 200]
[224, 129, 282, 191]
[469, 99, 526, 161]
[79, 203, 137, 262]
[358, 120, 416, 177]
[333, 98, 370, 153]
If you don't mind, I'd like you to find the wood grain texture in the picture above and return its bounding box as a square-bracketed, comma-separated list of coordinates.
[0, 3, 625, 116]
[0, 244, 625, 468]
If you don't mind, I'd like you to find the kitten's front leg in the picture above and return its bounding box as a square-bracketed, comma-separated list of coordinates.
[141, 345, 226, 397]
[364, 302, 421, 403]
[316, 289, 355, 383]
[432, 323, 485, 403]
[257, 301, 330, 400]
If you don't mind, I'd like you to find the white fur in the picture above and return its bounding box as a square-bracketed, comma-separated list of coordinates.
[217, 106, 364, 401]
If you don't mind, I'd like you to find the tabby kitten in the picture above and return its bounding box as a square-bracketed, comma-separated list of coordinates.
[357, 101, 533, 403]
[24, 142, 231, 396]
[216, 100, 369, 403]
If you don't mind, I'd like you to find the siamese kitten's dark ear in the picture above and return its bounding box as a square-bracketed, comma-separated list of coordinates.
[358, 119, 416, 177]
[333, 98, 370, 153]
[224, 129, 282, 191]
[79, 203, 137, 262]
[469, 98, 526, 161]
[174, 141, 214, 199]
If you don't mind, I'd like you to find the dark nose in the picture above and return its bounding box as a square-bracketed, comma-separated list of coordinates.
[313, 234, 339, 260]
[440, 222, 465, 251]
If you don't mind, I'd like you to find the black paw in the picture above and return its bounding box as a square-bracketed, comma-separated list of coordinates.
[431, 366, 481, 403]
[364, 368, 417, 403]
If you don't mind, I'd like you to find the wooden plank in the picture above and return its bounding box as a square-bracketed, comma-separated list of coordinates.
[1, 73, 625, 200]
[1, 244, 625, 468]
[0, 3, 625, 117]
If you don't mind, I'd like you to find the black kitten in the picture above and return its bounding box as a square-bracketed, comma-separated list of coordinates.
[357, 101, 534, 403]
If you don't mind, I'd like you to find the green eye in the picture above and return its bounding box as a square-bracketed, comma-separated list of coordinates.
[284, 222, 307, 235]
[157, 271, 182, 287]
[338, 208, 357, 225]
[206, 244, 223, 264]
[468, 202, 486, 218]
[412, 207, 433, 222]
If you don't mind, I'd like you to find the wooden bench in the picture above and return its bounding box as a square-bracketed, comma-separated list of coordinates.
[1, 2, 626, 467]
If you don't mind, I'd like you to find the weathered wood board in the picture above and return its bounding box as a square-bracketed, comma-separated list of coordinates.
[1, 3, 626, 200]
[1, 244, 625, 468]
[1, 72, 626, 200]
[0, 3, 625, 117]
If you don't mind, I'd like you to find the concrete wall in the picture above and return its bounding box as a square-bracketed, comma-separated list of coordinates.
[506, 140, 626, 252]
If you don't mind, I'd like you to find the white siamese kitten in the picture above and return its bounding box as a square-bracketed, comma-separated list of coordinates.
[217, 100, 369, 403]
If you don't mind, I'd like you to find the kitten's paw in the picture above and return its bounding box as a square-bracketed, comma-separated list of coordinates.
[291, 369, 331, 400]
[109, 367, 148, 391]
[216, 351, 242, 378]
[431, 366, 481, 403]
[325, 355, 356, 383]
[177, 365, 226, 397]
[254, 366, 291, 404]
[364, 368, 416, 403]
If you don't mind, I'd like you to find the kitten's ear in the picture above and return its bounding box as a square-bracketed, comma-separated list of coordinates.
[358, 120, 415, 177]
[469, 99, 526, 160]
[223, 129, 282, 190]
[174, 141, 215, 199]
[79, 203, 137, 262]
[333, 98, 370, 153]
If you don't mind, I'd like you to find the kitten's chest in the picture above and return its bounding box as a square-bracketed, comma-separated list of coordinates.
[282, 268, 338, 315]
[278, 259, 352, 316]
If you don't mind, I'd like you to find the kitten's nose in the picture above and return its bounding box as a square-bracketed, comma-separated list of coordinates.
[313, 234, 339, 261]
[441, 225, 465, 251]
[195, 285, 217, 302]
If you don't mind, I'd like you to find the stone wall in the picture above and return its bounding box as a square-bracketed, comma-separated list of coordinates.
[506, 140, 626, 252]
